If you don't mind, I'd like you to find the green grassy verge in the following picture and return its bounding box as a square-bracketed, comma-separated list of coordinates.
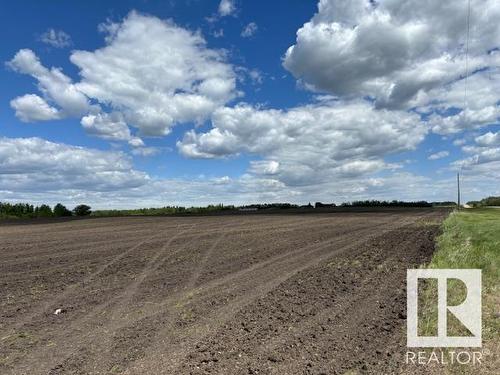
[419, 208, 499, 374]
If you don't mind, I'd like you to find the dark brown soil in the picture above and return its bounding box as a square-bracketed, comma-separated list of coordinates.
[0, 209, 447, 374]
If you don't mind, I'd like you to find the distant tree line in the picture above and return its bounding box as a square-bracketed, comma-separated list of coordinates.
[314, 200, 456, 208]
[93, 200, 440, 217]
[239, 203, 299, 210]
[91, 204, 234, 217]
[0, 202, 91, 219]
[339, 200, 433, 207]
[2, 197, 473, 220]
[466, 196, 500, 207]
[315, 202, 335, 208]
[430, 201, 457, 207]
[93, 203, 310, 217]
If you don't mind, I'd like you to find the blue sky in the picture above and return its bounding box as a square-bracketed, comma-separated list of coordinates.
[0, 0, 499, 208]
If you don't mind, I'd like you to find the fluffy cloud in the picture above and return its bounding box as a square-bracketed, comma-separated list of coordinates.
[178, 100, 425, 185]
[428, 151, 449, 160]
[218, 0, 236, 17]
[452, 147, 500, 191]
[451, 132, 500, 189]
[8, 12, 237, 142]
[0, 136, 297, 208]
[241, 22, 258, 38]
[0, 137, 464, 208]
[423, 65, 500, 134]
[0, 137, 148, 193]
[131, 147, 162, 157]
[71, 12, 237, 136]
[429, 107, 500, 135]
[475, 131, 500, 147]
[249, 160, 280, 176]
[39, 29, 72, 48]
[10, 94, 60, 122]
[2, 134, 488, 208]
[80, 113, 143, 146]
[8, 49, 91, 119]
[283, 0, 500, 109]
[457, 140, 500, 168]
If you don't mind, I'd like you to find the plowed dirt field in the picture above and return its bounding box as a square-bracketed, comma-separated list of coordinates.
[0, 209, 447, 374]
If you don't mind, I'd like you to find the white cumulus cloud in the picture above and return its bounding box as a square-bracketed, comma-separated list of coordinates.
[475, 131, 500, 147]
[241, 22, 258, 38]
[218, 0, 236, 17]
[283, 0, 500, 109]
[0, 137, 148, 193]
[428, 151, 449, 160]
[10, 94, 60, 122]
[39, 29, 72, 48]
[71, 11, 237, 136]
[422, 65, 500, 134]
[80, 113, 143, 146]
[1, 135, 491, 208]
[178, 100, 426, 186]
[8, 12, 237, 144]
[8, 49, 91, 119]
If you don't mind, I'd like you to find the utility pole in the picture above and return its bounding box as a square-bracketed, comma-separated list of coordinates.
[457, 172, 461, 210]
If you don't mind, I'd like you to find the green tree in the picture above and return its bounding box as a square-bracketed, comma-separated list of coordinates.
[73, 204, 92, 216]
[53, 203, 72, 217]
[37, 204, 53, 217]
